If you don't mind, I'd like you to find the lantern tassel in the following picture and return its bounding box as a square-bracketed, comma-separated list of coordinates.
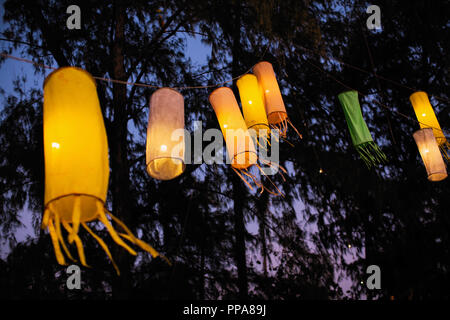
[438, 139, 450, 162]
[105, 209, 170, 265]
[232, 167, 255, 191]
[62, 221, 90, 268]
[68, 196, 81, 244]
[271, 114, 302, 141]
[54, 210, 76, 262]
[232, 162, 287, 197]
[82, 222, 120, 276]
[355, 141, 387, 169]
[47, 218, 66, 265]
[42, 199, 167, 274]
[97, 208, 137, 256]
[256, 161, 287, 197]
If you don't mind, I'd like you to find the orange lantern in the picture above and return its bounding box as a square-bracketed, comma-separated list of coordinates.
[253, 61, 301, 139]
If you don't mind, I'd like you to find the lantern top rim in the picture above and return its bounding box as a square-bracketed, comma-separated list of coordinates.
[237, 73, 257, 82]
[209, 86, 233, 99]
[413, 127, 434, 136]
[338, 89, 358, 96]
[253, 61, 273, 68]
[152, 87, 183, 98]
[409, 90, 428, 99]
[43, 66, 96, 89]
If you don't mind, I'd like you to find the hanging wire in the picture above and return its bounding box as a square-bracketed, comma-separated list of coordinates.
[301, 56, 450, 139]
[1, 43, 270, 90]
[1, 44, 448, 138]
[292, 43, 450, 104]
[1, 33, 449, 102]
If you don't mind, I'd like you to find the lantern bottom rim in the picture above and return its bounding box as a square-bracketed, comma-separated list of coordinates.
[267, 111, 287, 125]
[248, 123, 271, 131]
[45, 193, 105, 223]
[147, 157, 185, 180]
[231, 150, 258, 170]
[428, 172, 448, 182]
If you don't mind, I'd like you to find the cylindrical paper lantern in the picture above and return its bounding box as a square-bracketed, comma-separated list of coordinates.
[253, 62, 286, 124]
[43, 67, 161, 274]
[413, 128, 447, 182]
[236, 74, 270, 133]
[410, 91, 449, 161]
[209, 87, 257, 170]
[253, 61, 301, 138]
[146, 88, 185, 180]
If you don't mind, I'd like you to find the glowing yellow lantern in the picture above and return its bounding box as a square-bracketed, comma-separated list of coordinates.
[146, 88, 185, 180]
[209, 87, 286, 195]
[210, 87, 257, 170]
[413, 128, 447, 182]
[42, 67, 161, 274]
[253, 61, 301, 138]
[236, 74, 270, 139]
[410, 91, 449, 161]
[209, 87, 262, 190]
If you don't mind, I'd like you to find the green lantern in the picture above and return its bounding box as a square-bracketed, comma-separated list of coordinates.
[338, 90, 387, 168]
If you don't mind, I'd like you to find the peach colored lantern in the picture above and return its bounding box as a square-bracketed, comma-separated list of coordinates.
[413, 128, 447, 182]
[146, 88, 185, 180]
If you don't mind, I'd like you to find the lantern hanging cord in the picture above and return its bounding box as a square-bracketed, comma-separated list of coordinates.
[1, 40, 448, 102]
[1, 49, 448, 137]
[1, 44, 269, 90]
[291, 43, 450, 104]
[302, 57, 450, 141]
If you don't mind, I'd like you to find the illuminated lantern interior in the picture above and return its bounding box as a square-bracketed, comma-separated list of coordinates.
[413, 128, 447, 182]
[146, 88, 185, 180]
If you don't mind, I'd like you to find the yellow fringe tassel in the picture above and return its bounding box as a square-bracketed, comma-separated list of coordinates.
[42, 197, 167, 275]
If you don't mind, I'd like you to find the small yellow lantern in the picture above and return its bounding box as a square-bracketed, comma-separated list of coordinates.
[236, 74, 270, 141]
[43, 67, 161, 274]
[253, 61, 301, 139]
[209, 87, 258, 171]
[209, 87, 285, 194]
[413, 128, 447, 182]
[146, 88, 185, 180]
[410, 91, 449, 161]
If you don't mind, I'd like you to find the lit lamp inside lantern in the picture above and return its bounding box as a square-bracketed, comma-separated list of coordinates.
[146, 88, 185, 180]
[410, 91, 449, 161]
[413, 128, 447, 182]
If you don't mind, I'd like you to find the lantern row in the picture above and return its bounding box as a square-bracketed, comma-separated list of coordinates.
[37, 61, 449, 273]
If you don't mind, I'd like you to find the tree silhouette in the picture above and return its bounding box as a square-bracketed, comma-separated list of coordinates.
[0, 0, 448, 300]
